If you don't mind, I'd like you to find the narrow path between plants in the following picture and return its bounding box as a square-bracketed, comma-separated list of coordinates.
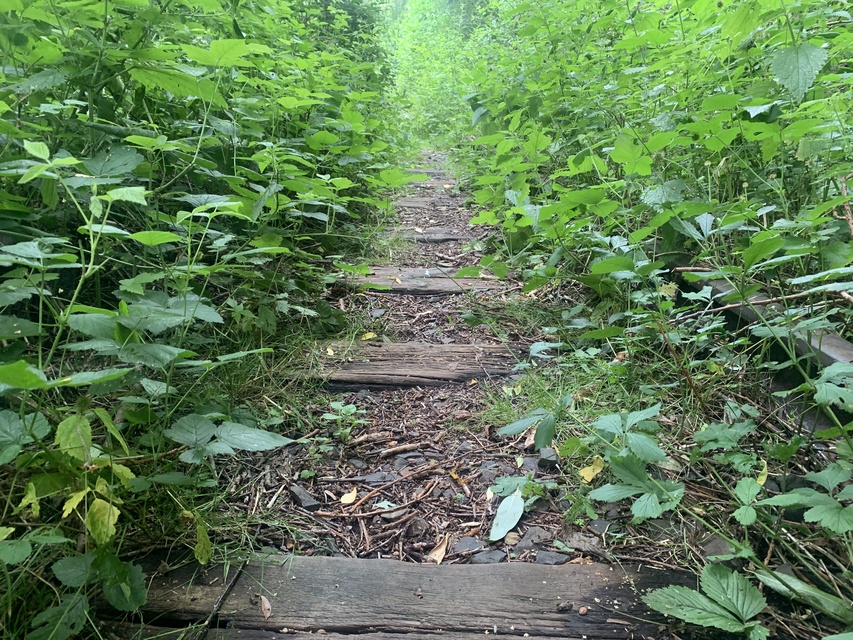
[117, 155, 696, 640]
[112, 155, 842, 640]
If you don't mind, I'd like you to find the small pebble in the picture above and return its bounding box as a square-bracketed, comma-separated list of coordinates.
[578, 606, 588, 616]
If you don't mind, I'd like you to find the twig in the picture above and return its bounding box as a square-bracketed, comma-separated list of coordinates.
[832, 173, 853, 236]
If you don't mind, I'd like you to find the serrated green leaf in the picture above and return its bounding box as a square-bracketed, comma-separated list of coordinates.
[590, 256, 635, 275]
[631, 491, 665, 520]
[743, 236, 785, 270]
[51, 552, 95, 587]
[0, 314, 41, 339]
[54, 414, 91, 461]
[95, 552, 147, 611]
[626, 432, 667, 463]
[610, 133, 652, 175]
[609, 454, 653, 489]
[488, 489, 524, 541]
[129, 67, 225, 106]
[803, 502, 853, 534]
[804, 463, 850, 491]
[735, 477, 762, 505]
[29, 594, 89, 640]
[104, 186, 147, 205]
[23, 140, 50, 160]
[700, 564, 766, 622]
[0, 360, 48, 389]
[83, 147, 143, 176]
[624, 404, 661, 429]
[0, 539, 32, 564]
[0, 410, 26, 465]
[769, 43, 829, 102]
[643, 585, 747, 632]
[734, 505, 757, 525]
[165, 414, 216, 447]
[85, 499, 119, 546]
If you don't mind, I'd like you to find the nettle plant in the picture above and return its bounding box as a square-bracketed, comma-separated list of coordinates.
[445, 0, 852, 634]
[0, 0, 398, 634]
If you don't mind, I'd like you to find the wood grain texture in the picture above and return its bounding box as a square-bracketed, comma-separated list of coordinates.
[392, 227, 468, 243]
[320, 342, 521, 390]
[138, 555, 687, 639]
[355, 266, 501, 295]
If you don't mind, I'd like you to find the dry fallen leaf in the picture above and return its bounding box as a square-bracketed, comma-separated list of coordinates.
[260, 594, 272, 619]
[390, 275, 402, 283]
[360, 331, 377, 341]
[578, 455, 605, 483]
[340, 488, 358, 504]
[427, 533, 449, 565]
[326, 346, 335, 356]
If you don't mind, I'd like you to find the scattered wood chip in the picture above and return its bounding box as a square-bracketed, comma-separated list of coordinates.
[427, 533, 450, 565]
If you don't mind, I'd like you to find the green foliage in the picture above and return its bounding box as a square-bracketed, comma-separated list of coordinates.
[0, 0, 399, 634]
[644, 564, 768, 639]
[497, 392, 571, 450]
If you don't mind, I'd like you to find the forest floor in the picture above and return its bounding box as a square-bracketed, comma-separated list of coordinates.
[217, 153, 679, 570]
[123, 154, 845, 640]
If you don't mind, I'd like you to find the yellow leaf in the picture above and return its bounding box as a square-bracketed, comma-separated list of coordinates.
[326, 346, 335, 356]
[19, 482, 39, 518]
[62, 488, 90, 518]
[757, 459, 768, 486]
[340, 488, 358, 504]
[360, 332, 377, 341]
[392, 276, 402, 284]
[85, 498, 120, 546]
[427, 533, 449, 565]
[443, 184, 452, 190]
[94, 477, 123, 504]
[658, 282, 679, 299]
[579, 456, 606, 483]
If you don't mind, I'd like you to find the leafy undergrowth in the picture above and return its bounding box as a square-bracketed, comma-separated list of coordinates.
[0, 0, 420, 636]
[386, 0, 853, 637]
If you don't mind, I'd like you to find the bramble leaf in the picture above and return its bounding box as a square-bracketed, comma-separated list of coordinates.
[643, 585, 748, 632]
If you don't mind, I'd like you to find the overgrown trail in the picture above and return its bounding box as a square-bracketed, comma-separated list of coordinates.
[120, 156, 693, 639]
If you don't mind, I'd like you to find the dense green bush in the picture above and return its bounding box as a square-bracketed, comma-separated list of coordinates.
[387, 0, 853, 636]
[0, 0, 399, 634]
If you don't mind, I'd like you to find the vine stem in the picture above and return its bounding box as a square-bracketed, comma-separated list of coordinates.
[652, 315, 708, 412]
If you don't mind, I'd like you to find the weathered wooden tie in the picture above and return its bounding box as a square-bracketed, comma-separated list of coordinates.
[355, 266, 501, 295]
[392, 227, 468, 243]
[120, 555, 683, 639]
[320, 342, 520, 390]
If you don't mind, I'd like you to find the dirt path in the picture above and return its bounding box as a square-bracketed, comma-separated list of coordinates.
[118, 155, 698, 640]
[223, 155, 582, 564]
